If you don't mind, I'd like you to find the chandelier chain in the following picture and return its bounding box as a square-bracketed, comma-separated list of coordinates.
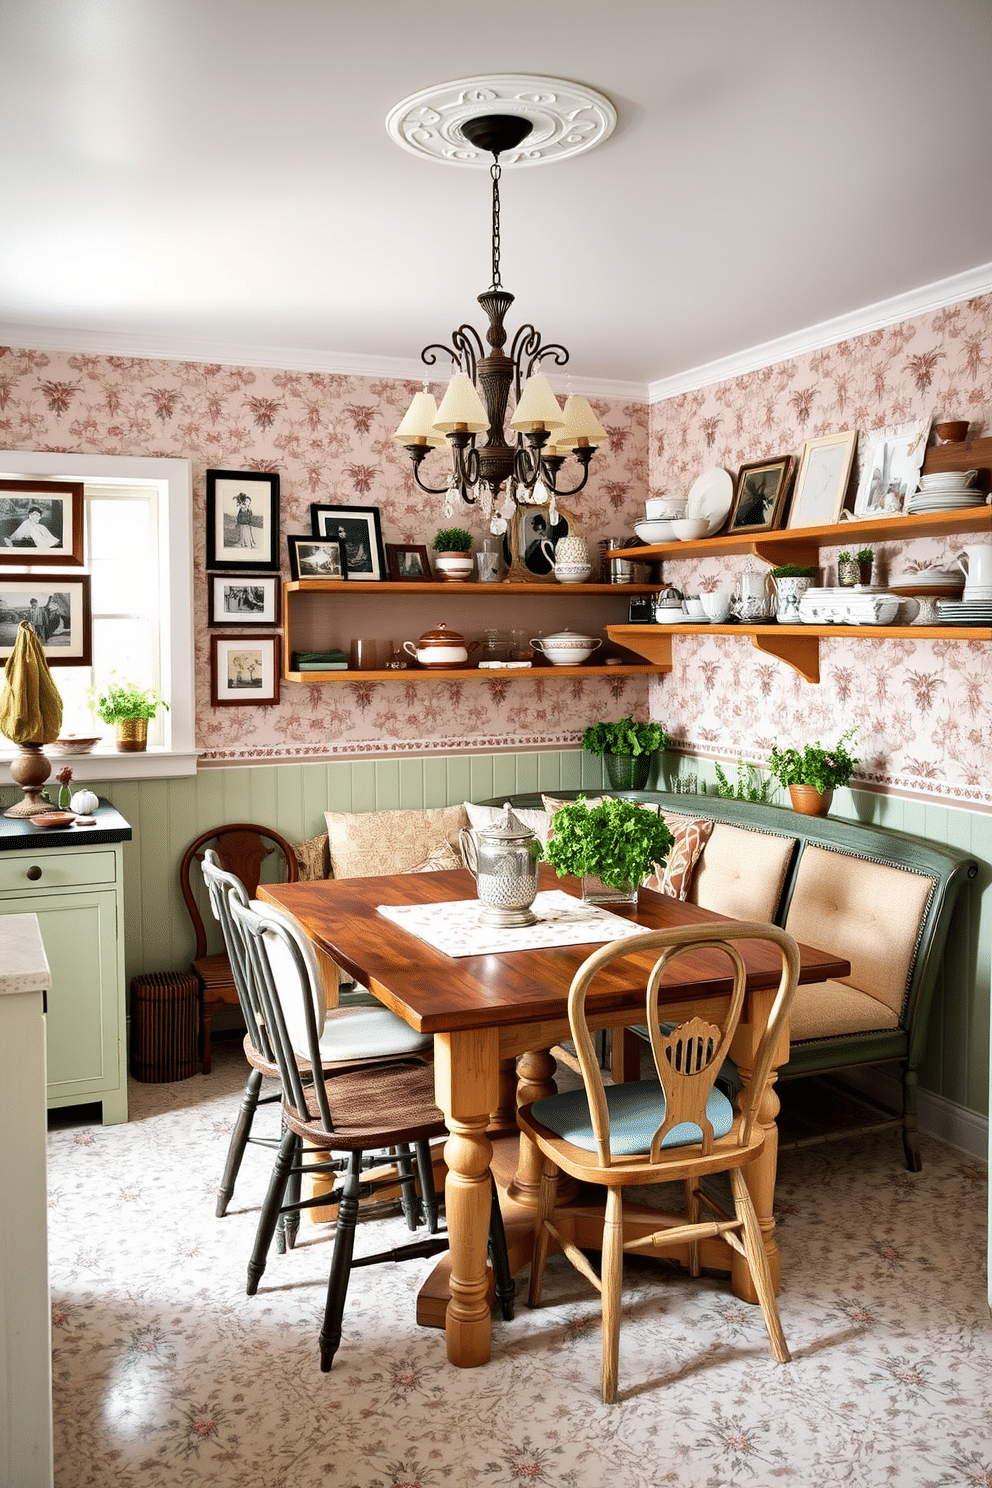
[490, 160, 502, 291]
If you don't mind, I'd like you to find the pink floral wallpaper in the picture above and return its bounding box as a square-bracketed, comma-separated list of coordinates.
[649, 294, 992, 806]
[0, 348, 651, 760]
[2, 290, 990, 801]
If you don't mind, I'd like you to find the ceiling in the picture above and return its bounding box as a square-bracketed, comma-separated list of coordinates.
[1, 0, 990, 396]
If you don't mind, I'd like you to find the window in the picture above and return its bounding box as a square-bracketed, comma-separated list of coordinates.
[0, 451, 195, 781]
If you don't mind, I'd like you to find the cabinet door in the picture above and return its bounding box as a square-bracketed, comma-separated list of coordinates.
[0, 889, 122, 1113]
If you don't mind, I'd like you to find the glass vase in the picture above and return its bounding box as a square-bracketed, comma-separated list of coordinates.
[581, 874, 638, 906]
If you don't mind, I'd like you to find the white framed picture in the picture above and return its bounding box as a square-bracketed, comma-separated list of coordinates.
[853, 418, 931, 516]
[788, 432, 858, 529]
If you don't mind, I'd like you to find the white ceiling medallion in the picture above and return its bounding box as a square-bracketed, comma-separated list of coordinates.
[385, 74, 617, 168]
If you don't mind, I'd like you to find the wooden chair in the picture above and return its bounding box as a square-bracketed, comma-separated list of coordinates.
[200, 852, 434, 1239]
[230, 893, 514, 1371]
[180, 823, 301, 1073]
[518, 921, 800, 1404]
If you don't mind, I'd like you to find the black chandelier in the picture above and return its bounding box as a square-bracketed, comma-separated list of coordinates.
[392, 112, 605, 520]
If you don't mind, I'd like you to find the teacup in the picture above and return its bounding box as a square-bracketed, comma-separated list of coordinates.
[682, 597, 706, 619]
[700, 591, 732, 623]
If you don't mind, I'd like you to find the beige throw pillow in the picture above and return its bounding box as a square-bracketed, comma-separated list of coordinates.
[324, 804, 468, 879]
[465, 800, 553, 845]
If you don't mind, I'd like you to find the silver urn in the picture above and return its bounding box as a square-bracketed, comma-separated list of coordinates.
[459, 805, 541, 927]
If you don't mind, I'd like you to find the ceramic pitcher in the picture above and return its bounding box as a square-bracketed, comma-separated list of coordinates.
[458, 804, 541, 928]
[952, 544, 992, 593]
[771, 574, 814, 624]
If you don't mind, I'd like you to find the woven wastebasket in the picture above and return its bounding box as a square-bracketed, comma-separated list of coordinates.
[130, 972, 199, 1082]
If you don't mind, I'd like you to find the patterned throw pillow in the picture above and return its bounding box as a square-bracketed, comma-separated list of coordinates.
[290, 832, 330, 881]
[324, 804, 468, 879]
[402, 842, 462, 873]
[643, 815, 715, 899]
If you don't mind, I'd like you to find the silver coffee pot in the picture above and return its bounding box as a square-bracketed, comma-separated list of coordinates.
[459, 804, 541, 927]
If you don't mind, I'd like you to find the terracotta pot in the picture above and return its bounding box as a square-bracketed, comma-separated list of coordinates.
[115, 718, 148, 752]
[788, 784, 833, 817]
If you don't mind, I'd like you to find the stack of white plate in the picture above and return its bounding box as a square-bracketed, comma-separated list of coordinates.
[888, 568, 963, 594]
[936, 598, 992, 626]
[906, 470, 984, 513]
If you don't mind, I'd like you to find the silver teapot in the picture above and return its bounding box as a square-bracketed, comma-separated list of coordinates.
[459, 804, 541, 927]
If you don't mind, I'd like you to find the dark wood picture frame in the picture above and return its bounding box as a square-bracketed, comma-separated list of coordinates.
[386, 542, 431, 581]
[209, 633, 280, 706]
[287, 534, 348, 582]
[309, 503, 386, 581]
[0, 575, 92, 665]
[208, 574, 281, 627]
[0, 479, 85, 566]
[504, 502, 574, 581]
[727, 456, 796, 534]
[206, 469, 280, 572]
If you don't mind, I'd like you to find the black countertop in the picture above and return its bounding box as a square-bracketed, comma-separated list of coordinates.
[0, 799, 132, 850]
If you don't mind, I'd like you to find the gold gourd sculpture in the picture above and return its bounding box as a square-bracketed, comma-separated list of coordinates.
[1, 620, 64, 818]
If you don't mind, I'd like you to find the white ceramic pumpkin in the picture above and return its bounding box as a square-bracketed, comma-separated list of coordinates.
[70, 789, 100, 815]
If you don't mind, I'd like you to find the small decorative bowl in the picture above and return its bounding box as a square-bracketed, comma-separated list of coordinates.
[49, 736, 101, 756]
[28, 811, 77, 829]
[645, 497, 687, 520]
[553, 563, 592, 584]
[671, 518, 710, 541]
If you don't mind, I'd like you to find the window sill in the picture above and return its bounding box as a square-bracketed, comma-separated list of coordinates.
[0, 748, 201, 786]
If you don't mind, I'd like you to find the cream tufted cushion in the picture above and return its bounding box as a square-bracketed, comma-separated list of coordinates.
[688, 823, 795, 921]
[324, 804, 469, 879]
[789, 980, 900, 1042]
[785, 845, 933, 1018]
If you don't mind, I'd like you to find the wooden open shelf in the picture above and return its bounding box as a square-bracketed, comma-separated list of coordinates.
[287, 662, 659, 683]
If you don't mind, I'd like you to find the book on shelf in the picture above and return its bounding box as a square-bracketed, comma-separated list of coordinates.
[291, 649, 348, 670]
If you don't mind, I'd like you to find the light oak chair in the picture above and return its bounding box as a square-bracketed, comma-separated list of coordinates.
[230, 893, 513, 1371]
[519, 920, 800, 1404]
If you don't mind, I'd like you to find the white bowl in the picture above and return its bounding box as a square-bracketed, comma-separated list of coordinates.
[671, 518, 710, 541]
[633, 519, 675, 543]
[553, 563, 592, 585]
[645, 497, 687, 520]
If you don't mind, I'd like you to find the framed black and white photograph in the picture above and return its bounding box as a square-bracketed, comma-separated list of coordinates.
[787, 432, 858, 530]
[0, 479, 84, 566]
[210, 633, 280, 706]
[309, 503, 385, 581]
[386, 542, 431, 581]
[208, 574, 280, 627]
[0, 576, 92, 664]
[853, 418, 931, 516]
[287, 534, 348, 581]
[206, 469, 280, 572]
[727, 456, 796, 534]
[505, 502, 573, 580]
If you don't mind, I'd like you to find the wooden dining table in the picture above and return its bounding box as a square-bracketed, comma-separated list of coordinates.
[259, 864, 849, 1369]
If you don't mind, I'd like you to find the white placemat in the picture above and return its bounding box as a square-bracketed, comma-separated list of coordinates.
[376, 890, 647, 959]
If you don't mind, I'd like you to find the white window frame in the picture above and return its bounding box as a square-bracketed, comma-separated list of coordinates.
[0, 450, 197, 782]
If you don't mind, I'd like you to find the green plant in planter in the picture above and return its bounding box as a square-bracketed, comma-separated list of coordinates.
[582, 716, 668, 790]
[767, 727, 859, 793]
[431, 527, 474, 553]
[544, 796, 673, 890]
[856, 548, 873, 564]
[91, 677, 169, 724]
[769, 564, 818, 579]
[713, 760, 776, 803]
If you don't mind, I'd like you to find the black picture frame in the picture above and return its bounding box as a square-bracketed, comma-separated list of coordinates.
[0, 479, 85, 566]
[208, 574, 281, 627]
[0, 575, 92, 665]
[287, 535, 348, 581]
[206, 469, 280, 572]
[386, 542, 431, 581]
[310, 503, 386, 581]
[210, 633, 280, 706]
[727, 456, 796, 535]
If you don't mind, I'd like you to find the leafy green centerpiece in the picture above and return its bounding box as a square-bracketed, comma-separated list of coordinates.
[582, 715, 668, 790]
[544, 796, 674, 904]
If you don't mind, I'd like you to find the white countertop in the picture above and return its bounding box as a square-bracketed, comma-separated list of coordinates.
[0, 913, 51, 996]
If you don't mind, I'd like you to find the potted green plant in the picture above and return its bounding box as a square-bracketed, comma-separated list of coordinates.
[544, 795, 674, 904]
[432, 527, 475, 583]
[838, 548, 873, 587]
[582, 715, 668, 790]
[768, 563, 819, 622]
[767, 727, 859, 816]
[92, 677, 169, 753]
[713, 760, 776, 803]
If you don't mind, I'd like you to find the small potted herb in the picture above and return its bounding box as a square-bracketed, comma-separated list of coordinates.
[582, 715, 668, 790]
[432, 527, 475, 582]
[769, 564, 818, 622]
[838, 548, 873, 587]
[767, 727, 859, 815]
[713, 760, 776, 803]
[91, 677, 169, 753]
[544, 795, 674, 904]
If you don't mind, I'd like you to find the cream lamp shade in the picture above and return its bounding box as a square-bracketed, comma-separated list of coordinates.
[392, 391, 446, 448]
[509, 373, 566, 434]
[548, 394, 608, 454]
[432, 373, 490, 434]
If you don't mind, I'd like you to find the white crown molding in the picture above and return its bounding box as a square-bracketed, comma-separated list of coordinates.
[647, 262, 992, 403]
[0, 324, 647, 403]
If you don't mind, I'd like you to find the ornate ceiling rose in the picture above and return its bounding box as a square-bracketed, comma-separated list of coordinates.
[385, 73, 617, 168]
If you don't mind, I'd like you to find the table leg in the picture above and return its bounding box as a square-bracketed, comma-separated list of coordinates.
[433, 1027, 500, 1367]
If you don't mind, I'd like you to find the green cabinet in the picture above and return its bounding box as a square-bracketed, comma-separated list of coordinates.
[0, 811, 131, 1125]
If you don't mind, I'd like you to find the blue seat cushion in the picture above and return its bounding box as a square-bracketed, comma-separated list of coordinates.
[530, 1077, 735, 1156]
